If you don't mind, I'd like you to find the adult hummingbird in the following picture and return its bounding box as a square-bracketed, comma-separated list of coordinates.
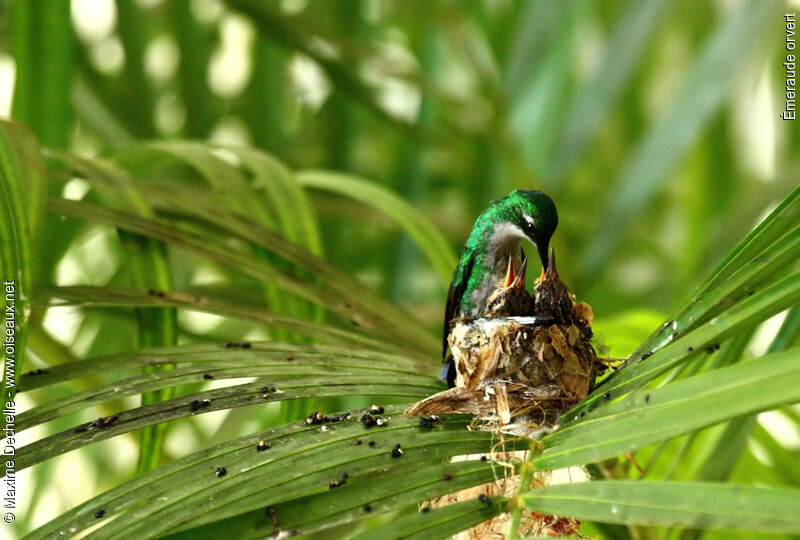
[441, 190, 558, 386]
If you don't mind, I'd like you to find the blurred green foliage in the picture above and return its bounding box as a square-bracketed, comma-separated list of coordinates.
[9, 0, 795, 325]
[2, 0, 799, 538]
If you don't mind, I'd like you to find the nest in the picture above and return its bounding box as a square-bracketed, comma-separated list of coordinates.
[405, 252, 611, 537]
[426, 449, 582, 539]
[406, 300, 601, 435]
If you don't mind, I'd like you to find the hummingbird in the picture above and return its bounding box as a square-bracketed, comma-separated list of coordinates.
[441, 190, 558, 386]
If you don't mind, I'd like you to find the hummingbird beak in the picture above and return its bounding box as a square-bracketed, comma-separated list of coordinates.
[503, 255, 517, 288]
[545, 247, 558, 280]
[537, 242, 550, 276]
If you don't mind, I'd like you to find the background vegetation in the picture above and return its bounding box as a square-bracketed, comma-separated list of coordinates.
[1, 0, 799, 538]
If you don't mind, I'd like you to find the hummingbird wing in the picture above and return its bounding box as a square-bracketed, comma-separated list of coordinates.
[443, 250, 475, 360]
[441, 250, 476, 387]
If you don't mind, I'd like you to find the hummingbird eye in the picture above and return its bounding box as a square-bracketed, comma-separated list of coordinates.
[522, 214, 536, 234]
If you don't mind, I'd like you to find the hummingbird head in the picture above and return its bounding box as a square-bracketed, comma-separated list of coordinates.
[503, 189, 558, 270]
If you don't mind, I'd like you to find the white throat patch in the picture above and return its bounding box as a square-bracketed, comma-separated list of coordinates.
[488, 222, 527, 261]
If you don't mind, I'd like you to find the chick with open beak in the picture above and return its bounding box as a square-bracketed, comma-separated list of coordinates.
[484, 255, 535, 318]
[533, 247, 574, 326]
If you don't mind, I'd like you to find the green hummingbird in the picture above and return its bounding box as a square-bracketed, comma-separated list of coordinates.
[441, 189, 559, 386]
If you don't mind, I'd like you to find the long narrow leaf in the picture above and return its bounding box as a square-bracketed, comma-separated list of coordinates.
[47, 199, 437, 352]
[15, 376, 440, 471]
[537, 349, 800, 470]
[0, 121, 47, 387]
[296, 170, 456, 284]
[581, 0, 779, 274]
[572, 270, 800, 417]
[521, 481, 800, 533]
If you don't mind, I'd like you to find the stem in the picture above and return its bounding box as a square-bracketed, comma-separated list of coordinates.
[506, 439, 543, 540]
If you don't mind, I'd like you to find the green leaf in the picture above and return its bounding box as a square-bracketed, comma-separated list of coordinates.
[62, 154, 180, 473]
[0, 121, 47, 388]
[296, 170, 456, 284]
[352, 496, 507, 540]
[18, 346, 434, 430]
[35, 285, 400, 353]
[46, 199, 438, 354]
[521, 481, 800, 533]
[19, 341, 428, 392]
[10, 0, 73, 149]
[171, 460, 502, 538]
[48, 150, 434, 354]
[550, 0, 667, 179]
[581, 0, 779, 275]
[573, 268, 800, 417]
[225, 0, 414, 130]
[536, 349, 800, 470]
[16, 376, 440, 471]
[27, 408, 514, 539]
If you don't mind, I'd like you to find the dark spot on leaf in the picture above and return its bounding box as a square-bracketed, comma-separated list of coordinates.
[305, 412, 325, 425]
[354, 440, 362, 446]
[370, 405, 384, 414]
[190, 399, 211, 411]
[215, 467, 226, 477]
[391, 444, 403, 458]
[442, 473, 452, 481]
[663, 320, 673, 329]
[419, 415, 440, 429]
[642, 351, 653, 359]
[421, 506, 431, 513]
[74, 425, 88, 434]
[368, 441, 376, 447]
[94, 509, 105, 519]
[645, 394, 650, 403]
[361, 414, 377, 428]
[478, 494, 491, 506]
[579, 411, 586, 417]
[203, 373, 214, 380]
[747, 291, 754, 297]
[285, 356, 294, 362]
[329, 474, 347, 489]
[603, 392, 611, 401]
[363, 504, 372, 513]
[481, 455, 488, 461]
[25, 368, 49, 376]
[256, 441, 271, 451]
[91, 415, 119, 429]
